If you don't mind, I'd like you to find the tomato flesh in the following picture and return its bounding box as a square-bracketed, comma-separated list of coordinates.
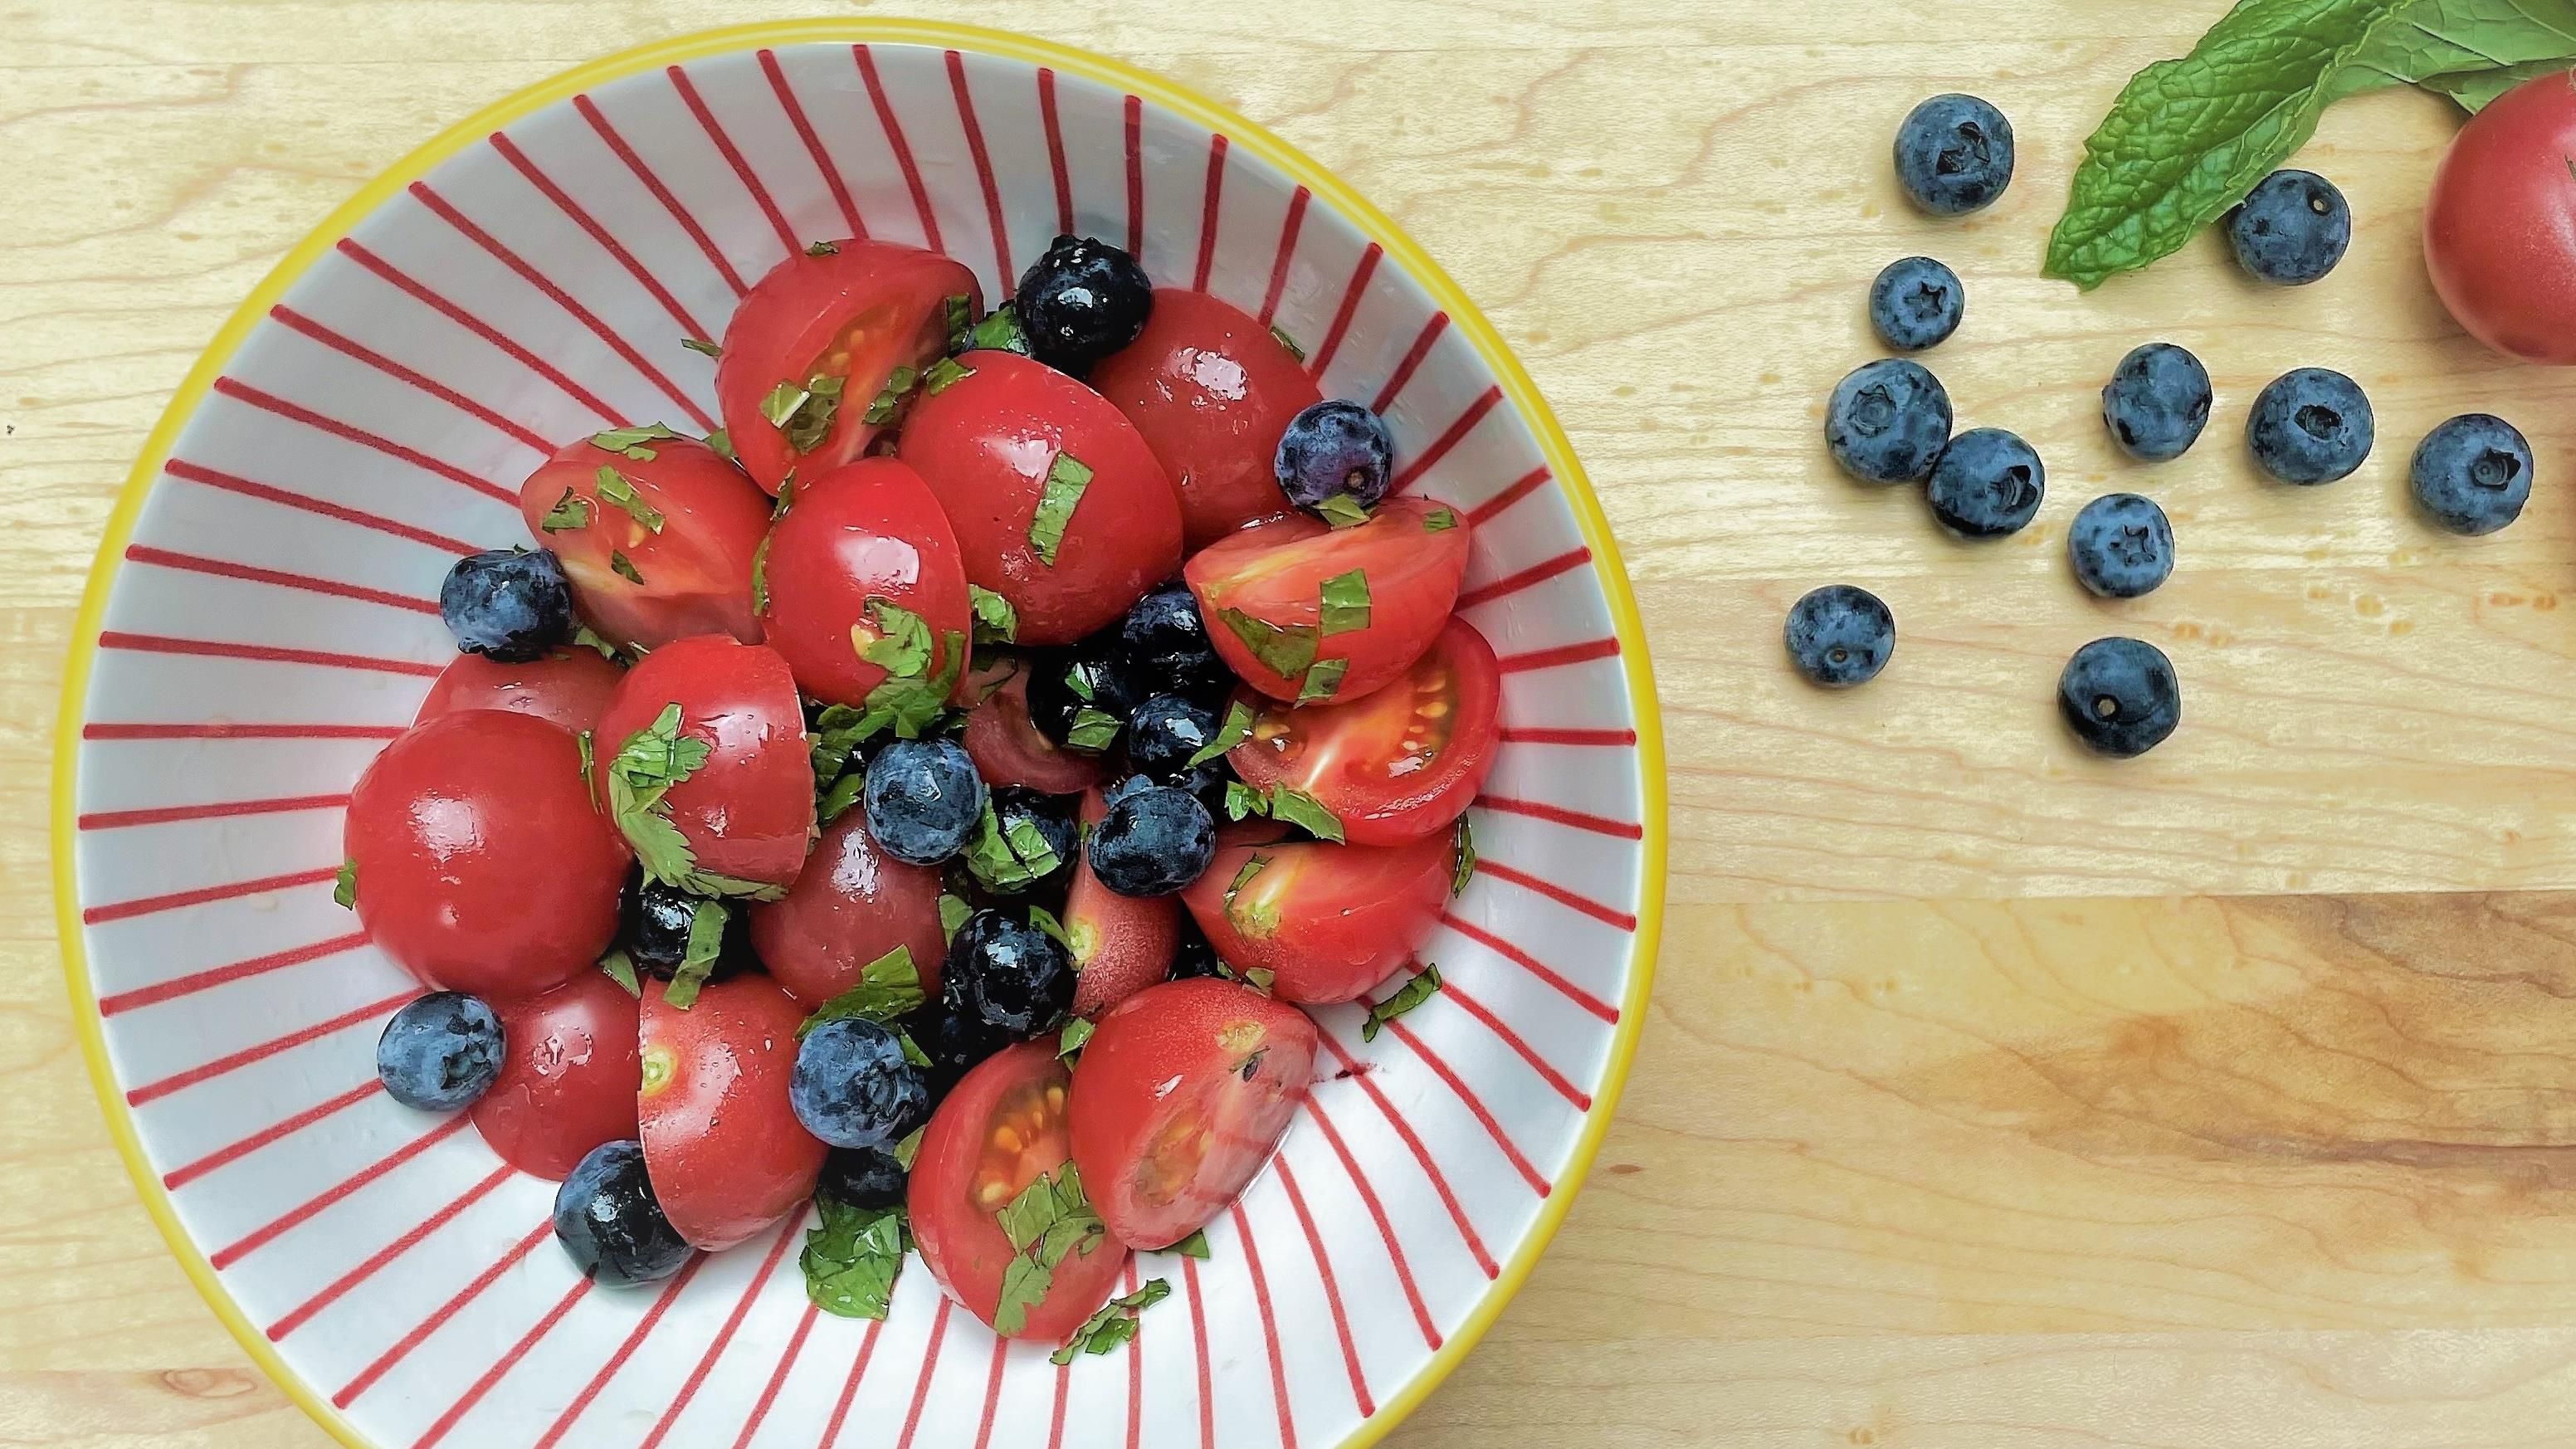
[1067, 788, 1178, 1015]
[516, 432, 770, 651]
[959, 657, 1110, 794]
[759, 456, 973, 709]
[749, 810, 947, 1007]
[591, 636, 815, 889]
[1181, 835, 1451, 1003]
[2424, 73, 2576, 364]
[469, 971, 641, 1179]
[1184, 497, 1470, 705]
[1090, 288, 1318, 549]
[414, 648, 624, 736]
[638, 975, 827, 1251]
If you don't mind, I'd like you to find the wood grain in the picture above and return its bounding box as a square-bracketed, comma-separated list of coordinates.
[8, 2, 2576, 1446]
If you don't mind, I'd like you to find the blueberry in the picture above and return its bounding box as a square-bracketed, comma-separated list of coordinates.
[1015, 235, 1153, 373]
[2411, 413, 2532, 536]
[1893, 94, 2015, 216]
[1926, 427, 2045, 538]
[943, 909, 1072, 1036]
[978, 787, 1079, 894]
[1026, 636, 1144, 752]
[817, 1147, 907, 1210]
[2067, 494, 2176, 599]
[1100, 773, 1156, 811]
[2227, 170, 2350, 286]
[1827, 359, 1953, 485]
[792, 1017, 930, 1150]
[1086, 785, 1217, 897]
[919, 1002, 1009, 1094]
[2101, 343, 2213, 462]
[862, 737, 987, 865]
[1783, 585, 1895, 689]
[622, 878, 699, 973]
[1867, 256, 1964, 351]
[439, 549, 573, 662]
[2058, 637, 2182, 759]
[1119, 581, 1222, 697]
[1125, 693, 1219, 783]
[1275, 400, 1393, 515]
[2247, 368, 2373, 485]
[1168, 920, 1228, 981]
[375, 992, 504, 1111]
[553, 1140, 690, 1287]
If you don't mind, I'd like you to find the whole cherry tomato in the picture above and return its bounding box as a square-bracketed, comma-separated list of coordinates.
[468, 971, 641, 1179]
[2426, 72, 2576, 363]
[1089, 288, 1318, 549]
[413, 648, 624, 735]
[638, 974, 827, 1251]
[591, 636, 814, 890]
[749, 811, 948, 1007]
[515, 431, 770, 650]
[758, 456, 972, 710]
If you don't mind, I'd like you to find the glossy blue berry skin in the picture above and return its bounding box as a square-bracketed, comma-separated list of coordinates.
[941, 909, 1071, 1036]
[1275, 400, 1393, 514]
[1086, 783, 1217, 897]
[553, 1140, 691, 1287]
[2058, 637, 2182, 759]
[2101, 343, 2213, 462]
[1125, 693, 1219, 784]
[791, 1017, 930, 1150]
[2227, 170, 2351, 285]
[817, 1147, 907, 1209]
[1826, 359, 1953, 485]
[2067, 494, 2176, 599]
[2410, 413, 2532, 536]
[1016, 234, 1153, 373]
[376, 992, 504, 1111]
[975, 788, 1077, 895]
[438, 549, 573, 662]
[2247, 368, 2373, 485]
[1926, 427, 2045, 538]
[1783, 585, 1895, 689]
[1868, 256, 1964, 351]
[862, 737, 988, 866]
[1893, 94, 2015, 216]
[1118, 580, 1223, 698]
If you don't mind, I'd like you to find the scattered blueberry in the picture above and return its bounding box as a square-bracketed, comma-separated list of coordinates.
[943, 909, 1072, 1037]
[1926, 427, 2046, 538]
[1125, 693, 1219, 784]
[1893, 94, 2015, 216]
[1016, 235, 1153, 373]
[979, 788, 1079, 893]
[2410, 413, 2533, 536]
[439, 549, 573, 662]
[2247, 368, 2373, 485]
[553, 1140, 691, 1287]
[2058, 638, 2183, 759]
[791, 1017, 930, 1150]
[1086, 785, 1217, 897]
[1026, 635, 1144, 751]
[1783, 585, 1895, 688]
[1119, 581, 1223, 697]
[1275, 400, 1394, 515]
[1826, 359, 1954, 485]
[1868, 256, 1965, 351]
[375, 992, 504, 1111]
[2227, 170, 2351, 286]
[2067, 494, 2177, 599]
[2101, 342, 2213, 462]
[862, 737, 988, 866]
[817, 1147, 907, 1210]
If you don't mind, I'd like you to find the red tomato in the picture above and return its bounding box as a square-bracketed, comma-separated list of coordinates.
[749, 811, 947, 1007]
[1181, 835, 1450, 1003]
[592, 637, 814, 889]
[2424, 74, 2576, 363]
[1089, 289, 1318, 550]
[1068, 788, 1178, 1016]
[897, 350, 1183, 646]
[1183, 497, 1469, 705]
[960, 656, 1110, 795]
[1068, 979, 1316, 1248]
[638, 975, 827, 1251]
[759, 456, 973, 708]
[344, 711, 627, 999]
[413, 648, 624, 735]
[468, 972, 641, 1179]
[717, 240, 982, 494]
[1228, 619, 1499, 846]
[910, 1042, 1130, 1339]
[515, 432, 770, 650]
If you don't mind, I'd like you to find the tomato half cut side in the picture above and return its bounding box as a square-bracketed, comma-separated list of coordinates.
[469, 971, 642, 1179]
[1068, 979, 1316, 1248]
[910, 1042, 1130, 1340]
[1183, 497, 1470, 705]
[638, 975, 827, 1251]
[758, 456, 973, 709]
[516, 432, 771, 650]
[959, 656, 1110, 795]
[592, 636, 816, 889]
[1089, 288, 1318, 550]
[1180, 836, 1451, 1003]
[749, 811, 948, 1007]
[1227, 617, 1500, 846]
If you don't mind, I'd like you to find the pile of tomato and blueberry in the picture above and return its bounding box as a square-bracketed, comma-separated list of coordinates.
[339, 229, 1500, 1355]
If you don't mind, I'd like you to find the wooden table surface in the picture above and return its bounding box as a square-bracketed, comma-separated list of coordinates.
[11, 2, 2576, 1445]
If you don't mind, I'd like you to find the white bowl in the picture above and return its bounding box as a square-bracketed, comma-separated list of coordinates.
[54, 20, 1665, 1449]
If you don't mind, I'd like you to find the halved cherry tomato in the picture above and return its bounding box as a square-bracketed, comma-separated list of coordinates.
[1183, 497, 1469, 705]
[960, 656, 1109, 795]
[1068, 979, 1316, 1248]
[749, 811, 947, 1007]
[1067, 788, 1178, 1015]
[717, 240, 982, 495]
[759, 456, 973, 708]
[1228, 618, 1499, 846]
[638, 974, 827, 1251]
[591, 636, 814, 889]
[1089, 289, 1318, 550]
[1181, 835, 1450, 1003]
[897, 350, 1183, 646]
[413, 648, 624, 735]
[516, 432, 769, 651]
[910, 1042, 1130, 1339]
[344, 710, 627, 999]
[469, 971, 641, 1179]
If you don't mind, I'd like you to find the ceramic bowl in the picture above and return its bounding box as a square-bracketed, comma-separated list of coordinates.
[55, 20, 1663, 1449]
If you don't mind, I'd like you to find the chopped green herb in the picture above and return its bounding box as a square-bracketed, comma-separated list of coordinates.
[589, 422, 683, 460]
[1028, 451, 1093, 565]
[571, 624, 622, 661]
[1223, 780, 1265, 822]
[1216, 608, 1319, 681]
[967, 301, 1030, 354]
[680, 871, 790, 902]
[992, 1166, 1109, 1337]
[660, 898, 729, 1009]
[332, 858, 357, 910]
[539, 486, 593, 532]
[1189, 700, 1256, 768]
[798, 946, 926, 1033]
[1066, 705, 1122, 752]
[1051, 1278, 1171, 1364]
[923, 355, 974, 395]
[1312, 493, 1371, 529]
[802, 1198, 908, 1320]
[1297, 656, 1349, 704]
[939, 892, 973, 941]
[763, 373, 847, 454]
[592, 467, 666, 532]
[897, 1029, 932, 1069]
[893, 1125, 926, 1169]
[1317, 568, 1371, 637]
[749, 534, 772, 616]
[944, 293, 973, 351]
[681, 337, 723, 358]
[1057, 1017, 1095, 1061]
[817, 769, 866, 825]
[965, 801, 1066, 894]
[1362, 963, 1443, 1042]
[604, 702, 712, 886]
[1422, 507, 1460, 533]
[598, 949, 641, 997]
[863, 364, 920, 427]
[576, 729, 598, 806]
[968, 583, 1017, 645]
[1451, 816, 1476, 895]
[609, 550, 646, 585]
[1225, 853, 1280, 935]
[1269, 324, 1305, 362]
[707, 427, 737, 463]
[1264, 784, 1344, 842]
[806, 239, 842, 256]
[1028, 905, 1072, 952]
[759, 380, 810, 427]
[1242, 966, 1276, 993]
[1172, 1230, 1211, 1259]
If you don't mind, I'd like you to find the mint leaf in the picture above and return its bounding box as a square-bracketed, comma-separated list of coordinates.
[682, 337, 722, 358]
[807, 239, 842, 256]
[764, 373, 846, 454]
[1216, 607, 1319, 681]
[817, 768, 866, 825]
[1422, 507, 1459, 533]
[967, 302, 1030, 354]
[966, 802, 1065, 894]
[1171, 1229, 1211, 1259]
[1029, 451, 1092, 565]
[606, 703, 711, 886]
[1362, 962, 1443, 1042]
[798, 946, 925, 1032]
[680, 870, 788, 902]
[1264, 784, 1344, 842]
[706, 427, 736, 464]
[661, 898, 728, 1009]
[1317, 568, 1370, 637]
[333, 858, 357, 909]
[1067, 705, 1122, 752]
[539, 487, 592, 532]
[1270, 324, 1305, 362]
[1451, 815, 1476, 896]
[1190, 699, 1256, 767]
[893, 1124, 925, 1169]
[1028, 905, 1072, 952]
[968, 584, 1017, 645]
[1057, 1016, 1095, 1060]
[1223, 779, 1266, 822]
[749, 533, 772, 616]
[1297, 656, 1349, 704]
[803, 1199, 908, 1320]
[863, 364, 920, 427]
[2340, 0, 2576, 109]
[1050, 1279, 1170, 1364]
[944, 293, 973, 350]
[939, 892, 973, 941]
[924, 356, 975, 395]
[1312, 493, 1371, 529]
[589, 422, 682, 461]
[609, 550, 646, 585]
[990, 1166, 1107, 1337]
[598, 948, 641, 997]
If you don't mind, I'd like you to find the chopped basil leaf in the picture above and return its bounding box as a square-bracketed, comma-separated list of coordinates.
[749, 534, 772, 616]
[991, 1166, 1108, 1336]
[598, 949, 641, 997]
[681, 337, 723, 358]
[1028, 905, 1072, 952]
[1242, 966, 1276, 993]
[1362, 963, 1444, 1042]
[1269, 324, 1305, 362]
[1215, 608, 1319, 681]
[589, 422, 682, 457]
[680, 871, 788, 902]
[944, 293, 973, 351]
[660, 898, 729, 1009]
[1057, 1016, 1095, 1060]
[817, 769, 866, 825]
[1172, 1229, 1211, 1259]
[802, 1198, 907, 1320]
[1297, 656, 1349, 704]
[1028, 451, 1092, 566]
[897, 1029, 932, 1069]
[539, 486, 593, 532]
[1317, 568, 1370, 637]
[1223, 780, 1265, 822]
[605, 702, 711, 886]
[798, 946, 926, 1033]
[806, 239, 842, 256]
[789, 375, 844, 453]
[593, 467, 666, 532]
[967, 301, 1030, 354]
[1312, 493, 1371, 529]
[923, 355, 974, 396]
[892, 1124, 926, 1169]
[609, 550, 646, 585]
[1227, 854, 1269, 900]
[759, 380, 809, 427]
[332, 858, 357, 909]
[1050, 1278, 1171, 1364]
[1066, 705, 1122, 752]
[571, 624, 622, 661]
[1190, 700, 1256, 768]
[964, 801, 1066, 895]
[1264, 785, 1344, 842]
[968, 583, 1017, 645]
[1451, 816, 1476, 895]
[707, 427, 737, 463]
[863, 364, 920, 427]
[939, 893, 973, 941]
[1422, 506, 1460, 533]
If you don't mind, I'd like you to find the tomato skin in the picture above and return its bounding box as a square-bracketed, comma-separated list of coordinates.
[638, 975, 828, 1251]
[1089, 289, 1318, 550]
[759, 457, 973, 708]
[2426, 75, 2576, 364]
[960, 658, 1110, 795]
[516, 433, 770, 650]
[414, 648, 625, 735]
[1228, 618, 1500, 846]
[1183, 497, 1470, 704]
[1068, 788, 1179, 1015]
[910, 1042, 1130, 1339]
[749, 811, 947, 1006]
[897, 351, 1183, 646]
[592, 636, 815, 888]
[468, 972, 641, 1179]
[345, 711, 627, 999]
[717, 240, 983, 494]
[1068, 979, 1316, 1248]
[1181, 835, 1450, 1003]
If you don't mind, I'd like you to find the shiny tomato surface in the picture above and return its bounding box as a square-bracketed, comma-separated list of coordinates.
[515, 432, 770, 650]
[1067, 788, 1178, 1016]
[959, 656, 1110, 795]
[2425, 72, 2576, 364]
[638, 975, 827, 1251]
[759, 456, 972, 709]
[1180, 834, 1451, 1003]
[468, 971, 641, 1179]
[1183, 497, 1469, 704]
[413, 648, 624, 735]
[591, 636, 815, 889]
[749, 811, 948, 1006]
[1089, 288, 1317, 549]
